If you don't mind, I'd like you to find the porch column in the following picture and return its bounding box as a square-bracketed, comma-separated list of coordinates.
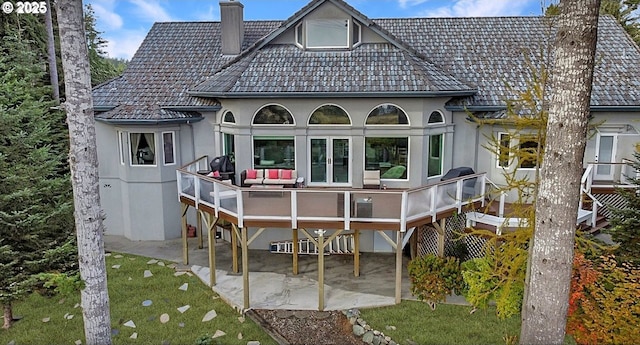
[395, 230, 403, 304]
[241, 226, 250, 310]
[292, 229, 299, 275]
[181, 203, 189, 264]
[316, 229, 326, 311]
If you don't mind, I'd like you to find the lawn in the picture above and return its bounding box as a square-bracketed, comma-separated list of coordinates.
[359, 301, 522, 345]
[0, 253, 277, 345]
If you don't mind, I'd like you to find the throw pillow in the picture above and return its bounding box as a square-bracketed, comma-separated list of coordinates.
[281, 169, 292, 179]
[268, 169, 279, 179]
[246, 169, 257, 179]
[213, 171, 221, 178]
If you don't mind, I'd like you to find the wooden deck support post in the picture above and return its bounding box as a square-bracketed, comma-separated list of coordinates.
[203, 212, 218, 287]
[316, 229, 326, 311]
[354, 229, 360, 277]
[292, 229, 299, 275]
[433, 218, 446, 257]
[395, 230, 403, 304]
[197, 210, 203, 249]
[241, 226, 250, 311]
[181, 203, 189, 265]
[231, 223, 239, 274]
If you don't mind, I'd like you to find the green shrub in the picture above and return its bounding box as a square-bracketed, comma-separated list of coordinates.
[408, 254, 464, 305]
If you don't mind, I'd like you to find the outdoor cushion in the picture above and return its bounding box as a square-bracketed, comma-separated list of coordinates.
[246, 169, 258, 179]
[281, 169, 292, 179]
[268, 169, 279, 179]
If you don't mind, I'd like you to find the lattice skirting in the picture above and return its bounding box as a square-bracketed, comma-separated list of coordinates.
[414, 212, 488, 261]
[593, 193, 628, 219]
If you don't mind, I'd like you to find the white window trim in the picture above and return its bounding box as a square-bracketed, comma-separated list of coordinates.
[308, 103, 352, 126]
[129, 132, 158, 167]
[295, 22, 303, 48]
[352, 21, 362, 47]
[252, 103, 296, 126]
[497, 132, 511, 168]
[427, 134, 443, 178]
[427, 110, 445, 125]
[365, 103, 411, 126]
[118, 130, 126, 165]
[364, 136, 410, 181]
[306, 19, 350, 49]
[252, 136, 296, 170]
[162, 131, 176, 166]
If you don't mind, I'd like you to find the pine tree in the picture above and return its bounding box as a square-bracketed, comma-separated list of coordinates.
[607, 150, 640, 265]
[0, 30, 75, 329]
[84, 4, 123, 86]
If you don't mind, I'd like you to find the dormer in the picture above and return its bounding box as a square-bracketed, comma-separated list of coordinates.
[293, 3, 362, 50]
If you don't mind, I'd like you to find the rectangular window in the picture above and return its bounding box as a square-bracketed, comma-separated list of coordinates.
[118, 131, 127, 165]
[162, 132, 175, 165]
[498, 133, 510, 168]
[428, 134, 443, 177]
[365, 137, 408, 180]
[130, 133, 156, 166]
[253, 136, 295, 169]
[518, 135, 540, 169]
[306, 19, 349, 48]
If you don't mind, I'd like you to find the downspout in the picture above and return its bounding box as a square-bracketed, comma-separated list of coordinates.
[474, 124, 480, 172]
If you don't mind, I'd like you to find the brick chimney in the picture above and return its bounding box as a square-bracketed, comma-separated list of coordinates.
[220, 0, 244, 55]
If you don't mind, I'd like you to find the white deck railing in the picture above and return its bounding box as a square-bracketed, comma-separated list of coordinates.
[177, 156, 487, 232]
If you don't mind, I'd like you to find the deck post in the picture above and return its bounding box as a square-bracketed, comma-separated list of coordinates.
[395, 230, 403, 304]
[231, 223, 239, 274]
[354, 229, 360, 277]
[316, 229, 326, 311]
[434, 218, 446, 257]
[292, 228, 299, 275]
[241, 226, 250, 311]
[205, 213, 218, 286]
[181, 203, 189, 265]
[197, 210, 204, 249]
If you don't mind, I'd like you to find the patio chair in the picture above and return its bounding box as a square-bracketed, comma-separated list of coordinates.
[363, 170, 381, 189]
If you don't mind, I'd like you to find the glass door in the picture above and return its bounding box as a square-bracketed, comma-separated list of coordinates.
[594, 134, 616, 181]
[309, 137, 351, 186]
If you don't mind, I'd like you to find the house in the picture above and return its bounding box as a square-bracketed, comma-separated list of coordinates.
[93, 0, 640, 249]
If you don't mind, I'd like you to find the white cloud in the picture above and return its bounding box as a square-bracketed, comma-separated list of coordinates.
[422, 0, 533, 17]
[91, 3, 123, 30]
[103, 30, 147, 60]
[130, 0, 174, 22]
[397, 0, 429, 9]
[194, 4, 218, 21]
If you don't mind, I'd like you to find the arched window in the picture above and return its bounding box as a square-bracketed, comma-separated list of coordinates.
[428, 111, 444, 124]
[366, 104, 409, 125]
[253, 104, 294, 125]
[308, 104, 351, 125]
[223, 111, 236, 124]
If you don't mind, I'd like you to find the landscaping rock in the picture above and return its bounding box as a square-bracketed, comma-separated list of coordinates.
[112, 264, 121, 269]
[142, 300, 152, 307]
[247, 341, 261, 345]
[177, 305, 190, 313]
[178, 283, 188, 291]
[75, 340, 82, 345]
[202, 310, 217, 322]
[237, 332, 243, 340]
[144, 270, 153, 278]
[362, 331, 374, 344]
[124, 320, 136, 328]
[238, 316, 245, 323]
[157, 261, 165, 266]
[174, 271, 186, 277]
[178, 322, 185, 328]
[160, 313, 170, 323]
[130, 332, 138, 339]
[147, 259, 158, 264]
[353, 324, 365, 337]
[42, 317, 50, 323]
[114, 254, 123, 258]
[212, 330, 226, 339]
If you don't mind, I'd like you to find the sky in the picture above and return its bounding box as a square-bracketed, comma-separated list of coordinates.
[85, 0, 550, 60]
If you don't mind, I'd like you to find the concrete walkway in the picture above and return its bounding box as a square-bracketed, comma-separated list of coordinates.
[105, 235, 421, 312]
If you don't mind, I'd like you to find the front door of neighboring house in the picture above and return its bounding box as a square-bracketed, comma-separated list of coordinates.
[594, 133, 617, 181]
[308, 137, 351, 186]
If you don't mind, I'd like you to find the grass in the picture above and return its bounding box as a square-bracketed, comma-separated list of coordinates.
[359, 301, 522, 345]
[0, 253, 277, 345]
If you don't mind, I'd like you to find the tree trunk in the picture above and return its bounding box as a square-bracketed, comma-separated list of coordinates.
[520, 1, 600, 344]
[56, 1, 112, 345]
[45, 0, 59, 102]
[2, 303, 12, 329]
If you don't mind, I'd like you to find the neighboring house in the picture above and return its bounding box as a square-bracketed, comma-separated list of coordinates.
[93, 0, 640, 248]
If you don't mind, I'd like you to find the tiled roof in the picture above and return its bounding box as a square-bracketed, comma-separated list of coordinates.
[377, 16, 640, 108]
[94, 104, 201, 123]
[192, 43, 474, 95]
[92, 5, 640, 121]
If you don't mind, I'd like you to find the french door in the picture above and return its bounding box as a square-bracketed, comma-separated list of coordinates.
[309, 137, 351, 186]
[593, 134, 617, 181]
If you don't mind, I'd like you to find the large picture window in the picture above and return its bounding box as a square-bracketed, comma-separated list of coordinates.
[130, 133, 156, 165]
[365, 137, 408, 179]
[428, 134, 443, 177]
[253, 136, 295, 169]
